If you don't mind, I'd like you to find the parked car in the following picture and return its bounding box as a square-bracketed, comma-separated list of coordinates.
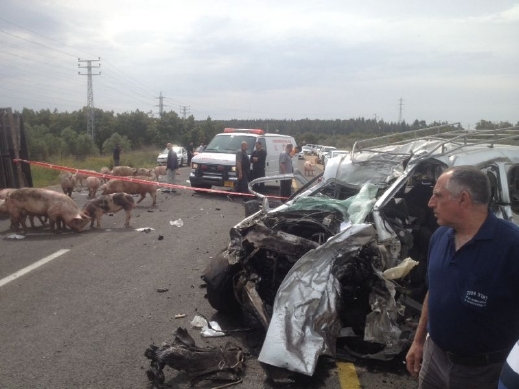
[301, 145, 313, 155]
[317, 146, 337, 164]
[202, 124, 519, 376]
[312, 144, 324, 155]
[323, 149, 349, 168]
[157, 146, 188, 167]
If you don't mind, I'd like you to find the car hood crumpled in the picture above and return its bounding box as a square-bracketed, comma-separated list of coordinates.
[258, 222, 407, 376]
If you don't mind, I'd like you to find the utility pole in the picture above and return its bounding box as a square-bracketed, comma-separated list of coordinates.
[156, 91, 165, 117]
[179, 105, 190, 119]
[78, 58, 101, 141]
[398, 98, 404, 124]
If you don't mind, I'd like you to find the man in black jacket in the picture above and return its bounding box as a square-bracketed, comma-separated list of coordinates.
[164, 143, 178, 193]
[113, 144, 122, 167]
[228, 141, 250, 202]
[251, 141, 267, 193]
[186, 142, 194, 166]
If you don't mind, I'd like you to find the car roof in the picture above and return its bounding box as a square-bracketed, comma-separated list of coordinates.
[325, 124, 519, 187]
[350, 124, 519, 165]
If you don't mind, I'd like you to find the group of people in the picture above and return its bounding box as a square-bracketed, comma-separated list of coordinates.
[405, 166, 519, 389]
[232, 141, 295, 201]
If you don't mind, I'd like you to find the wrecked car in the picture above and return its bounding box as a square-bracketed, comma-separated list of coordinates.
[202, 124, 519, 376]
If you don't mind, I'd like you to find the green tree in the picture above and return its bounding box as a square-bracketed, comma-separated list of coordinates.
[102, 133, 131, 155]
[61, 127, 79, 155]
[77, 133, 98, 156]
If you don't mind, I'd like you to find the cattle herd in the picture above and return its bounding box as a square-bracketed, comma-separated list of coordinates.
[0, 165, 164, 234]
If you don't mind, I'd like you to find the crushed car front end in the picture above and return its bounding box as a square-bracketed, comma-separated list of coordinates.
[203, 124, 519, 377]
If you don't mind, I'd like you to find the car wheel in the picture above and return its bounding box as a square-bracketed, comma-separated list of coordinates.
[202, 250, 241, 314]
[180, 158, 184, 167]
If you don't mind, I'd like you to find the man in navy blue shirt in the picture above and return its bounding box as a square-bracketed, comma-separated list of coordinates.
[251, 141, 267, 193]
[406, 166, 519, 389]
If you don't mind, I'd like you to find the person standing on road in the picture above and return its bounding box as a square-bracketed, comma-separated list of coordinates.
[251, 141, 267, 193]
[405, 166, 519, 389]
[113, 144, 122, 167]
[279, 143, 293, 199]
[164, 143, 178, 193]
[187, 141, 194, 166]
[232, 141, 250, 199]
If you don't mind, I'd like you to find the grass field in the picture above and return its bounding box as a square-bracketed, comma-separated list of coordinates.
[30, 148, 158, 188]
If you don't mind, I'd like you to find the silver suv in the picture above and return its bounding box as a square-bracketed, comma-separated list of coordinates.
[203, 124, 519, 376]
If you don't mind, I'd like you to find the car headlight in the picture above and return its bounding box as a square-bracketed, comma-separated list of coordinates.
[231, 166, 236, 172]
[192, 163, 198, 169]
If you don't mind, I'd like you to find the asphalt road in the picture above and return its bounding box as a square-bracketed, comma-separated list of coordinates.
[0, 162, 417, 389]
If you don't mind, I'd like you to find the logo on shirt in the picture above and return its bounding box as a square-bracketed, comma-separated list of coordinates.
[464, 290, 488, 308]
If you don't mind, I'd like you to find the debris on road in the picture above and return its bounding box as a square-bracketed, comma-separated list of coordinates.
[175, 314, 187, 319]
[135, 227, 154, 232]
[7, 234, 25, 239]
[201, 320, 226, 338]
[144, 327, 244, 386]
[169, 219, 183, 227]
[156, 288, 169, 293]
[190, 315, 207, 328]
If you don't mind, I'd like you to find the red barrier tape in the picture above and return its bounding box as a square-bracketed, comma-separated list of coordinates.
[13, 159, 288, 200]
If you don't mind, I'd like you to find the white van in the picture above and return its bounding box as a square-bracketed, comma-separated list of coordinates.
[189, 128, 296, 190]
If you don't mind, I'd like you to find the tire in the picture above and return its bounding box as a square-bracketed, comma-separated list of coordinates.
[202, 250, 241, 314]
[180, 158, 184, 167]
[206, 283, 240, 314]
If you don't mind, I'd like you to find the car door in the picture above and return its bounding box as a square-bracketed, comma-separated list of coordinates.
[484, 163, 514, 221]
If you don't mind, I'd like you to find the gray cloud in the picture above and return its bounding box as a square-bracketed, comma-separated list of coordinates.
[0, 0, 518, 125]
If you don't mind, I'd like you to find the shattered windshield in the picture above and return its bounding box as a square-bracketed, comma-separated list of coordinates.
[287, 183, 379, 224]
[284, 145, 414, 223]
[204, 134, 256, 154]
[330, 156, 405, 187]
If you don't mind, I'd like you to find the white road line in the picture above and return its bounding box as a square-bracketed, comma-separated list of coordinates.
[0, 249, 70, 288]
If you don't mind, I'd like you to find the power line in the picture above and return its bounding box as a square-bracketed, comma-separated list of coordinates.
[0, 19, 191, 117]
[0, 28, 77, 58]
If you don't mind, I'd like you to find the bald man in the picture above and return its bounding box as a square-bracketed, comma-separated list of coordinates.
[406, 166, 519, 389]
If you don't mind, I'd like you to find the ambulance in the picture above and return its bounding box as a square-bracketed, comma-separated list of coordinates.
[189, 128, 296, 190]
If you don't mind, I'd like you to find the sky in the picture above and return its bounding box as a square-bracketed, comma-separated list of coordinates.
[1, 0, 518, 128]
